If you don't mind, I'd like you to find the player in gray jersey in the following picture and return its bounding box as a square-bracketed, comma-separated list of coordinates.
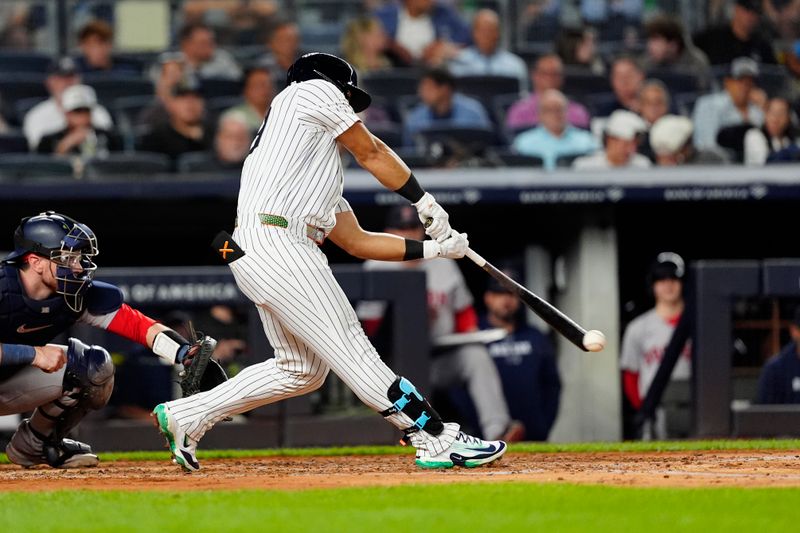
[153, 53, 507, 471]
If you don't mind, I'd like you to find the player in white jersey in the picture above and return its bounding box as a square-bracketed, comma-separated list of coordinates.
[620, 252, 691, 439]
[153, 53, 507, 471]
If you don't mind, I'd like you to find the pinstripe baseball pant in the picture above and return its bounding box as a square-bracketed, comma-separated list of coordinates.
[166, 221, 458, 453]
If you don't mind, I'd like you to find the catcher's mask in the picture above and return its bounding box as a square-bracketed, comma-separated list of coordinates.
[287, 52, 372, 113]
[5, 211, 99, 312]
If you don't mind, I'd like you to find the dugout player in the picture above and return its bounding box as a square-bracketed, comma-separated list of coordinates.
[153, 53, 507, 471]
[0, 212, 208, 468]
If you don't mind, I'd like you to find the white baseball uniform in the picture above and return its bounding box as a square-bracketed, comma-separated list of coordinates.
[164, 79, 459, 453]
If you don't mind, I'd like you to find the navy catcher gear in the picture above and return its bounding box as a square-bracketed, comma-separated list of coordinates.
[65, 338, 114, 409]
[4, 211, 99, 312]
[287, 52, 372, 112]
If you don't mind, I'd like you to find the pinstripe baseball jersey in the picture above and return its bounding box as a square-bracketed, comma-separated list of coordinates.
[237, 79, 360, 231]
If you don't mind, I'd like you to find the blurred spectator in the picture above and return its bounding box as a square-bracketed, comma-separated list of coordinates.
[573, 110, 650, 169]
[640, 16, 710, 74]
[506, 54, 591, 131]
[692, 57, 765, 151]
[140, 52, 187, 130]
[357, 206, 523, 442]
[480, 267, 561, 441]
[757, 307, 800, 404]
[221, 61, 275, 132]
[693, 0, 777, 65]
[511, 90, 598, 170]
[448, 9, 527, 89]
[74, 20, 141, 75]
[637, 80, 670, 160]
[0, 2, 31, 48]
[23, 57, 114, 150]
[179, 23, 242, 80]
[744, 97, 799, 164]
[375, 0, 470, 67]
[650, 115, 728, 166]
[182, 0, 277, 45]
[139, 77, 213, 165]
[341, 17, 393, 75]
[404, 68, 491, 146]
[555, 26, 605, 75]
[620, 252, 691, 440]
[594, 56, 644, 117]
[36, 84, 122, 156]
[580, 0, 642, 25]
[265, 19, 301, 72]
[211, 113, 252, 168]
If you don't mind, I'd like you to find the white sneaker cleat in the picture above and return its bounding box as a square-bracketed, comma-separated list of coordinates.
[152, 403, 199, 472]
[415, 431, 507, 469]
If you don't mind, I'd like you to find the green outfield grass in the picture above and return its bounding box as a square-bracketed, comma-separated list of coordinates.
[1, 483, 799, 532]
[3, 438, 798, 464]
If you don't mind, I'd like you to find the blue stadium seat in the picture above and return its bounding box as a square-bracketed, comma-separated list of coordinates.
[415, 126, 498, 158]
[13, 97, 48, 125]
[711, 64, 790, 98]
[0, 133, 29, 154]
[0, 76, 49, 124]
[201, 78, 244, 99]
[84, 77, 153, 106]
[362, 70, 422, 100]
[84, 152, 172, 179]
[0, 51, 52, 73]
[0, 154, 74, 180]
[646, 69, 704, 94]
[177, 152, 242, 175]
[489, 149, 544, 167]
[556, 153, 582, 167]
[456, 76, 522, 104]
[673, 92, 701, 117]
[562, 68, 611, 98]
[368, 124, 403, 149]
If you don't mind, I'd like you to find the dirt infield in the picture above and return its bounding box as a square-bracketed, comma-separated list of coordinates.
[1, 450, 799, 491]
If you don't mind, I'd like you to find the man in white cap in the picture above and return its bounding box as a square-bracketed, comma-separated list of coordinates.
[572, 110, 651, 169]
[692, 57, 765, 151]
[650, 115, 728, 166]
[35, 85, 122, 157]
[23, 57, 114, 149]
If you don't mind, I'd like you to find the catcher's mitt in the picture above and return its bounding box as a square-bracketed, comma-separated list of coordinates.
[180, 335, 229, 397]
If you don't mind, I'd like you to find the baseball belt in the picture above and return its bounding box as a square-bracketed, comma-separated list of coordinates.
[253, 213, 327, 245]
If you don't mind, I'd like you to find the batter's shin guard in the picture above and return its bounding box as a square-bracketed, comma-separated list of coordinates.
[380, 377, 444, 444]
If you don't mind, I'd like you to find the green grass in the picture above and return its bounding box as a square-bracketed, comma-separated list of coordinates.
[1, 484, 798, 532]
[3, 438, 797, 464]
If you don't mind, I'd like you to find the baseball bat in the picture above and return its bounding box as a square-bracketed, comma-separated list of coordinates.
[464, 248, 591, 352]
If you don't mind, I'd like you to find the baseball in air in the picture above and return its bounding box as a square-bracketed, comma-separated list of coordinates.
[582, 330, 606, 352]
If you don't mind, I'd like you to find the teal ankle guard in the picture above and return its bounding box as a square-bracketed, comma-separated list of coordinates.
[380, 377, 444, 440]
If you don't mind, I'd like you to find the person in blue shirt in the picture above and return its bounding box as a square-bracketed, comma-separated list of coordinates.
[479, 267, 561, 441]
[403, 68, 492, 146]
[512, 89, 598, 170]
[757, 307, 800, 404]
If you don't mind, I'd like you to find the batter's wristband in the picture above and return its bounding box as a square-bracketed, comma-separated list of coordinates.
[403, 239, 424, 261]
[0, 344, 36, 366]
[395, 173, 425, 203]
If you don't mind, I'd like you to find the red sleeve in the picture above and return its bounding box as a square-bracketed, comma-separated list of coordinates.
[623, 370, 642, 410]
[454, 306, 478, 333]
[107, 304, 157, 346]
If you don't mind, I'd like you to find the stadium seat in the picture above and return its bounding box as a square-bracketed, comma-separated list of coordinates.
[457, 76, 522, 104]
[0, 154, 75, 180]
[489, 149, 544, 168]
[84, 77, 153, 106]
[673, 92, 700, 117]
[0, 76, 49, 124]
[415, 126, 497, 161]
[13, 97, 48, 125]
[583, 92, 619, 117]
[711, 64, 790, 97]
[563, 68, 611, 97]
[201, 78, 244, 99]
[84, 152, 172, 179]
[392, 147, 437, 168]
[369, 125, 403, 149]
[0, 51, 52, 73]
[556, 153, 582, 167]
[207, 96, 243, 114]
[646, 69, 704, 93]
[362, 70, 422, 100]
[177, 152, 242, 176]
[112, 95, 156, 130]
[300, 24, 344, 56]
[0, 133, 29, 154]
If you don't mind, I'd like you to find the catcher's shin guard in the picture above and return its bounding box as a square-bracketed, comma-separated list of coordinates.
[380, 377, 444, 443]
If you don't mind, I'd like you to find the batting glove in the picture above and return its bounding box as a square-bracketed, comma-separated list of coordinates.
[413, 192, 452, 242]
[423, 231, 469, 259]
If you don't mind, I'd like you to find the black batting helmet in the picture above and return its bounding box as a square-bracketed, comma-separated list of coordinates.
[287, 52, 372, 113]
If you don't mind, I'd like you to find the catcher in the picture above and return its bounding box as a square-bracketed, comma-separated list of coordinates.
[0, 212, 223, 468]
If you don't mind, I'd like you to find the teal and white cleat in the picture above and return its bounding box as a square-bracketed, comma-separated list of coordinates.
[152, 403, 199, 472]
[415, 431, 507, 469]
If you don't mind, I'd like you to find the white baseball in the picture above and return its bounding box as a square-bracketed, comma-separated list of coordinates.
[582, 330, 606, 352]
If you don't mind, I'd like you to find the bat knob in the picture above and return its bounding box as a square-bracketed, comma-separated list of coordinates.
[424, 218, 433, 228]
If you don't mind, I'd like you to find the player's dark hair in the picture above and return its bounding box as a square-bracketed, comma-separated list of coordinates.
[421, 68, 456, 89]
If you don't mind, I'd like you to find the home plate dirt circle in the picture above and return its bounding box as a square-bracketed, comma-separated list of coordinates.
[1, 451, 799, 492]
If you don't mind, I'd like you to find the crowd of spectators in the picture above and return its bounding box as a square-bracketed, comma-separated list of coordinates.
[2, 0, 800, 177]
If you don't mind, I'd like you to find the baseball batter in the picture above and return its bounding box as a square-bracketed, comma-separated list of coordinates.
[0, 212, 206, 468]
[153, 53, 507, 471]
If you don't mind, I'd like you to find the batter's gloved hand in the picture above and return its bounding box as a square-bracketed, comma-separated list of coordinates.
[423, 231, 469, 259]
[413, 192, 452, 242]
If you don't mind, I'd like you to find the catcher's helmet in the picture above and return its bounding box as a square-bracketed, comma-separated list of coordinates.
[287, 52, 372, 113]
[5, 211, 99, 312]
[648, 251, 685, 285]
